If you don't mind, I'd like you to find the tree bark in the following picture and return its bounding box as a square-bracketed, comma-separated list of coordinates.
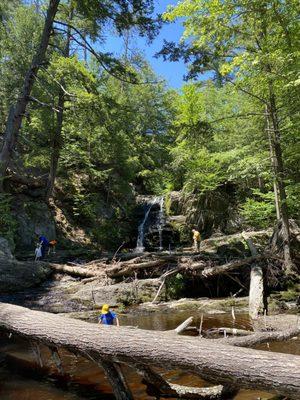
[46, 5, 72, 201]
[267, 84, 294, 273]
[133, 363, 236, 400]
[0, 303, 299, 399]
[98, 360, 134, 400]
[242, 233, 265, 319]
[48, 262, 98, 278]
[222, 326, 300, 348]
[0, 0, 60, 191]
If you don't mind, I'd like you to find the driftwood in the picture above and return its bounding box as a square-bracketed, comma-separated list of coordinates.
[0, 303, 300, 399]
[105, 259, 168, 278]
[49, 263, 97, 278]
[105, 254, 264, 279]
[199, 255, 264, 278]
[223, 326, 300, 348]
[206, 327, 253, 337]
[175, 317, 194, 334]
[47, 254, 262, 281]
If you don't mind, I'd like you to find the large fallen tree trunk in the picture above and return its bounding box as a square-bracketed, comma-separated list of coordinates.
[0, 303, 299, 399]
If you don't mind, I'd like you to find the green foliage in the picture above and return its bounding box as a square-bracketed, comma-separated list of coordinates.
[1, 0, 299, 251]
[166, 273, 185, 300]
[163, 0, 299, 228]
[240, 190, 276, 229]
[0, 194, 17, 248]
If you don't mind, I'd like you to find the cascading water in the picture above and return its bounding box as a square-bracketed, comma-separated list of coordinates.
[135, 196, 165, 252]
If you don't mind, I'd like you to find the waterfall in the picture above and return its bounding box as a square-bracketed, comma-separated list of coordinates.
[135, 196, 165, 252]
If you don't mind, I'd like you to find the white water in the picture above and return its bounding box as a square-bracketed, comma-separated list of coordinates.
[135, 196, 164, 252]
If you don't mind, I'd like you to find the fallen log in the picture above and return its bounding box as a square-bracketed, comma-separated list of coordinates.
[200, 255, 264, 278]
[175, 317, 194, 334]
[49, 263, 97, 278]
[1, 303, 300, 399]
[105, 255, 264, 280]
[105, 259, 168, 278]
[222, 326, 300, 348]
[206, 327, 253, 337]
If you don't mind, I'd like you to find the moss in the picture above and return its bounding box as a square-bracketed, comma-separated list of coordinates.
[164, 192, 172, 216]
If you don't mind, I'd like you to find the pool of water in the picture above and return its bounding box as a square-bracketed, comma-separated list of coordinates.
[0, 307, 299, 400]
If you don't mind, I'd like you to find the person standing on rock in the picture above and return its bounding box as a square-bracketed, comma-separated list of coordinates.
[192, 229, 201, 252]
[98, 304, 119, 326]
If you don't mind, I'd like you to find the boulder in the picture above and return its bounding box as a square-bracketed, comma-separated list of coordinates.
[0, 257, 51, 293]
[0, 236, 51, 292]
[167, 189, 241, 238]
[71, 279, 163, 308]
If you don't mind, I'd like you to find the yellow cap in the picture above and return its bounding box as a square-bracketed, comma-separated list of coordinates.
[101, 304, 109, 314]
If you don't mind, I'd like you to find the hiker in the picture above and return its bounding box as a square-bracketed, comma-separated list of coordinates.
[36, 234, 49, 259]
[48, 239, 57, 255]
[192, 228, 201, 252]
[98, 304, 119, 326]
[35, 243, 42, 261]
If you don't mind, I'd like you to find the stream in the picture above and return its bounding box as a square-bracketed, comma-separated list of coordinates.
[0, 306, 299, 400]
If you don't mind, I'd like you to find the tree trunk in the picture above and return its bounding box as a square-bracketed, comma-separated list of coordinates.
[242, 233, 265, 319]
[99, 360, 134, 400]
[267, 85, 294, 273]
[0, 303, 299, 399]
[265, 105, 280, 220]
[0, 0, 60, 191]
[46, 5, 72, 201]
[45, 90, 64, 200]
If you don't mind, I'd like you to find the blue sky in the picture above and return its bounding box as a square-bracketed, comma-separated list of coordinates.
[104, 0, 187, 89]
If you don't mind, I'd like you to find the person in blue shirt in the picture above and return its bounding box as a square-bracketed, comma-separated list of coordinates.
[36, 234, 49, 259]
[98, 304, 119, 326]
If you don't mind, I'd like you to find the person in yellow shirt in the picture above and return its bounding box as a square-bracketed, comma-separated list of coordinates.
[192, 229, 201, 252]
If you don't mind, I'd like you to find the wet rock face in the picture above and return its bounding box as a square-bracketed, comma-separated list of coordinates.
[12, 196, 56, 249]
[167, 188, 241, 239]
[0, 237, 13, 259]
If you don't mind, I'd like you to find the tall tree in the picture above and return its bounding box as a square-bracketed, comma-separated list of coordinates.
[162, 0, 299, 272]
[0, 0, 60, 190]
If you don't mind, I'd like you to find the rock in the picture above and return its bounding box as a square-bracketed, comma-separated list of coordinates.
[0, 236, 51, 292]
[139, 297, 249, 313]
[0, 237, 13, 259]
[71, 278, 163, 307]
[167, 189, 242, 238]
[0, 258, 51, 293]
[12, 196, 56, 250]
